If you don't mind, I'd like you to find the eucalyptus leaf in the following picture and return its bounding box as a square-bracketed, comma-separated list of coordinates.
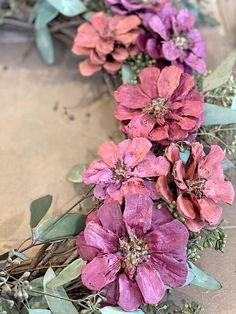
[28, 310, 51, 314]
[179, 149, 190, 164]
[33, 213, 86, 242]
[222, 159, 235, 170]
[29, 295, 48, 309]
[187, 262, 222, 290]
[43, 267, 78, 314]
[29, 277, 44, 296]
[83, 11, 96, 21]
[122, 63, 134, 83]
[47, 0, 86, 17]
[30, 195, 53, 228]
[67, 164, 86, 183]
[203, 51, 236, 92]
[101, 307, 145, 314]
[48, 258, 86, 288]
[231, 95, 236, 111]
[35, 0, 59, 29]
[203, 103, 236, 125]
[36, 27, 54, 64]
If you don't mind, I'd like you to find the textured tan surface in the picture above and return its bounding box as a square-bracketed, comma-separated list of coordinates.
[0, 2, 236, 312]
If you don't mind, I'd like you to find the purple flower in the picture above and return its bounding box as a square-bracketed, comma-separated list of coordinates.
[137, 6, 206, 73]
[105, 0, 171, 15]
[77, 194, 189, 311]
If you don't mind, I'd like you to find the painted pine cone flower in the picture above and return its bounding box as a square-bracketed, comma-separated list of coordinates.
[157, 143, 235, 232]
[83, 137, 169, 203]
[77, 194, 189, 311]
[72, 12, 141, 76]
[115, 66, 204, 145]
[105, 0, 171, 15]
[138, 6, 206, 73]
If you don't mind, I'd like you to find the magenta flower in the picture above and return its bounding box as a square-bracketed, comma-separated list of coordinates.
[157, 143, 235, 232]
[77, 194, 189, 311]
[138, 6, 206, 73]
[115, 66, 204, 145]
[105, 0, 171, 15]
[83, 137, 170, 203]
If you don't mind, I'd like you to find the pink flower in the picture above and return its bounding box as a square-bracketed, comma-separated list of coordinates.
[83, 137, 170, 203]
[157, 143, 235, 232]
[72, 12, 141, 76]
[115, 66, 204, 145]
[77, 194, 189, 311]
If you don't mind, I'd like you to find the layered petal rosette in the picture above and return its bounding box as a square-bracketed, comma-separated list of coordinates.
[72, 12, 141, 76]
[138, 6, 206, 73]
[77, 194, 189, 311]
[83, 137, 170, 203]
[105, 0, 171, 15]
[157, 143, 235, 232]
[115, 66, 204, 145]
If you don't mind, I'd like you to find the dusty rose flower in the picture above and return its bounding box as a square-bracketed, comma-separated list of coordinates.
[156, 143, 235, 232]
[137, 6, 206, 73]
[72, 12, 141, 76]
[105, 0, 171, 15]
[83, 137, 169, 203]
[115, 66, 204, 145]
[77, 194, 189, 311]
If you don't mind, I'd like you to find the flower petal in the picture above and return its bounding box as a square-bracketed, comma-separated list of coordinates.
[104, 61, 122, 74]
[162, 40, 181, 61]
[91, 12, 109, 33]
[79, 58, 102, 76]
[83, 160, 113, 185]
[150, 253, 187, 288]
[114, 84, 151, 109]
[133, 153, 170, 177]
[97, 201, 125, 236]
[125, 113, 155, 139]
[151, 205, 173, 230]
[84, 222, 117, 253]
[139, 67, 160, 98]
[177, 194, 196, 219]
[171, 72, 195, 101]
[204, 179, 235, 205]
[121, 178, 149, 198]
[185, 53, 206, 74]
[176, 8, 195, 31]
[115, 15, 141, 34]
[158, 66, 183, 99]
[136, 263, 165, 304]
[149, 15, 169, 40]
[118, 273, 143, 311]
[156, 176, 175, 203]
[124, 193, 153, 232]
[81, 254, 121, 291]
[98, 141, 120, 167]
[149, 125, 169, 142]
[198, 197, 222, 225]
[124, 137, 152, 168]
[76, 232, 99, 261]
[146, 220, 189, 254]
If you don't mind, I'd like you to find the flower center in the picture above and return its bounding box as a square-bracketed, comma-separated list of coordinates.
[113, 161, 127, 181]
[143, 98, 169, 119]
[186, 177, 206, 198]
[119, 233, 149, 275]
[174, 35, 189, 50]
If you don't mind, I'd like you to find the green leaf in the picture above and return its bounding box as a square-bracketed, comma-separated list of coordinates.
[48, 258, 86, 288]
[35, 0, 59, 29]
[29, 295, 48, 309]
[203, 103, 236, 125]
[231, 95, 236, 111]
[47, 0, 86, 17]
[222, 159, 235, 170]
[203, 51, 236, 92]
[29, 277, 44, 296]
[179, 149, 190, 164]
[30, 195, 53, 228]
[28, 310, 51, 314]
[67, 164, 86, 183]
[36, 27, 55, 64]
[187, 262, 222, 290]
[101, 307, 145, 314]
[43, 267, 78, 314]
[33, 213, 86, 242]
[121, 63, 134, 83]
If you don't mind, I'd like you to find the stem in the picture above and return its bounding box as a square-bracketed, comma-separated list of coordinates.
[30, 289, 77, 303]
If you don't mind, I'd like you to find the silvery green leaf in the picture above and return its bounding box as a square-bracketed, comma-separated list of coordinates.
[28, 310, 51, 314]
[203, 51, 236, 92]
[43, 267, 78, 314]
[203, 103, 236, 125]
[231, 95, 236, 111]
[36, 27, 54, 64]
[121, 63, 134, 83]
[29, 277, 44, 296]
[33, 213, 86, 242]
[179, 149, 190, 164]
[101, 307, 145, 314]
[187, 261, 222, 290]
[47, 0, 86, 17]
[48, 258, 86, 288]
[222, 159, 235, 170]
[30, 195, 53, 228]
[83, 11, 96, 21]
[29, 295, 48, 309]
[35, 0, 59, 29]
[67, 164, 86, 183]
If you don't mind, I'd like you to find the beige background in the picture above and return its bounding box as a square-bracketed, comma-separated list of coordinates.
[0, 1, 236, 312]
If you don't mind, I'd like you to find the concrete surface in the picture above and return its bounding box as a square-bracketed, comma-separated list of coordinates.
[1, 2, 236, 312]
